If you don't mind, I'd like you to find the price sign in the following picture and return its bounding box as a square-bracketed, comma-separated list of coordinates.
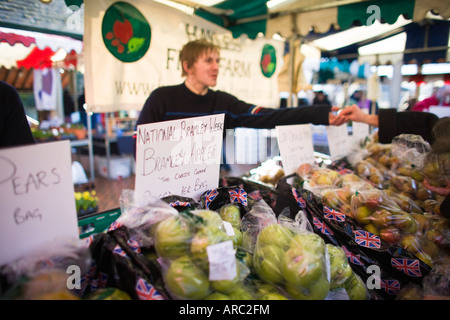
[326, 125, 352, 161]
[135, 114, 225, 201]
[276, 124, 315, 175]
[0, 141, 78, 266]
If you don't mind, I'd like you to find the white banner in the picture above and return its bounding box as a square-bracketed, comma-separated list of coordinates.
[84, 0, 283, 113]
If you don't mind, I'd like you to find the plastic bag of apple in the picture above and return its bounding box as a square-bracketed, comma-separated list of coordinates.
[352, 189, 449, 266]
[246, 200, 369, 300]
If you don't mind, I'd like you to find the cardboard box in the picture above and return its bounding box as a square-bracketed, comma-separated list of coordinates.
[95, 155, 131, 180]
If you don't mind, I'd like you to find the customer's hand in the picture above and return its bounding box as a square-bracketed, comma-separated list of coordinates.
[423, 178, 450, 196]
[339, 104, 379, 127]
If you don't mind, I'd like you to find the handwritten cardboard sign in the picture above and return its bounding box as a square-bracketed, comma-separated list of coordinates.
[135, 114, 225, 201]
[276, 124, 315, 175]
[0, 140, 79, 266]
[326, 125, 352, 161]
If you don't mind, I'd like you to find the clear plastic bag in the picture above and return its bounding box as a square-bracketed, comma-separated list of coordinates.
[391, 134, 431, 169]
[243, 200, 332, 300]
[117, 189, 179, 248]
[297, 163, 343, 194]
[0, 237, 91, 300]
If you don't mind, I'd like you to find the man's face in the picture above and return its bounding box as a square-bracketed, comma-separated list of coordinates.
[185, 49, 220, 88]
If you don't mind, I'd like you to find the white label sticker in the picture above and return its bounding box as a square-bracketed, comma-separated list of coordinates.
[222, 221, 235, 236]
[206, 240, 236, 280]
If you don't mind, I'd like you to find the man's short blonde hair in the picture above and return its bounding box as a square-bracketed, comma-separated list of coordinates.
[179, 39, 220, 77]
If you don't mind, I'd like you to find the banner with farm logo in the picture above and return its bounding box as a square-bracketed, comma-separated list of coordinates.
[83, 0, 283, 112]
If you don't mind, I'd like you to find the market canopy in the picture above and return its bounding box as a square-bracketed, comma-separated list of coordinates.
[175, 0, 450, 39]
[313, 16, 450, 65]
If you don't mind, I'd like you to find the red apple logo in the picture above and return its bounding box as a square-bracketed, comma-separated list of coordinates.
[102, 3, 151, 62]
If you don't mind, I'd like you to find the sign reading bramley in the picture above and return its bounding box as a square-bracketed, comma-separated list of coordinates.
[134, 114, 224, 201]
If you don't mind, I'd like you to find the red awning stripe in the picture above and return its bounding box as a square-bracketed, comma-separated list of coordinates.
[0, 30, 35, 47]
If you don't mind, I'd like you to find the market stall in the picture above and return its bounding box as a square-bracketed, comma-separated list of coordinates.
[0, 0, 449, 304]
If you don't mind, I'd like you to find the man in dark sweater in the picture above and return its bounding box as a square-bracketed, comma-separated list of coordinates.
[136, 40, 346, 133]
[0, 80, 35, 148]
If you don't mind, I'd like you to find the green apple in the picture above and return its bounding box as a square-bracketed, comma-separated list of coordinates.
[154, 215, 193, 258]
[192, 209, 224, 229]
[354, 206, 372, 225]
[285, 275, 330, 300]
[259, 292, 289, 300]
[326, 244, 353, 289]
[190, 226, 229, 267]
[165, 255, 210, 299]
[219, 204, 241, 228]
[253, 244, 285, 284]
[281, 247, 324, 289]
[229, 227, 243, 249]
[289, 233, 325, 256]
[344, 272, 368, 300]
[203, 292, 230, 300]
[257, 223, 293, 249]
[227, 287, 254, 300]
[256, 283, 280, 297]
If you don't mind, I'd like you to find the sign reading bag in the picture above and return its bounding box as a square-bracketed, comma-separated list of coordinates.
[135, 114, 225, 200]
[0, 141, 79, 266]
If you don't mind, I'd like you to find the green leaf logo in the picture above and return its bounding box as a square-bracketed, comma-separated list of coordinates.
[102, 2, 151, 63]
[260, 44, 277, 78]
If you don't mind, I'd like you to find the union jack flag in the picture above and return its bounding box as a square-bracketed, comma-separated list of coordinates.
[380, 279, 401, 295]
[80, 235, 94, 248]
[248, 190, 263, 201]
[108, 220, 123, 232]
[127, 237, 142, 255]
[71, 273, 89, 296]
[229, 188, 248, 206]
[91, 272, 109, 291]
[291, 188, 306, 208]
[341, 245, 364, 266]
[113, 244, 128, 258]
[135, 278, 165, 300]
[204, 189, 219, 209]
[313, 217, 334, 236]
[169, 201, 191, 207]
[354, 230, 381, 249]
[391, 258, 422, 277]
[323, 206, 346, 222]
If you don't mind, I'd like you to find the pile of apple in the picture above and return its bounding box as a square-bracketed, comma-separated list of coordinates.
[252, 222, 368, 300]
[361, 142, 446, 213]
[352, 188, 446, 267]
